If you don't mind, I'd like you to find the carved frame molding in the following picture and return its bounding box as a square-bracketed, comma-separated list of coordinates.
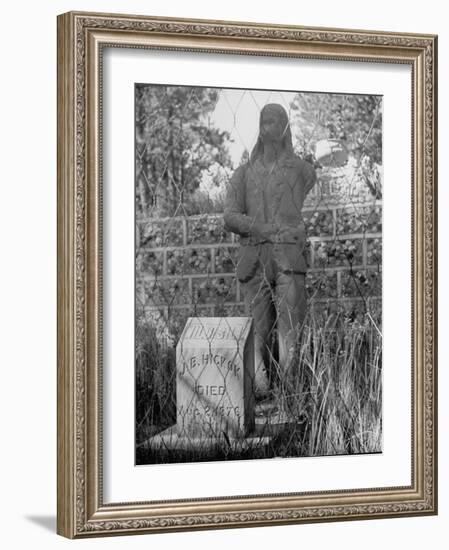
[57, 11, 437, 538]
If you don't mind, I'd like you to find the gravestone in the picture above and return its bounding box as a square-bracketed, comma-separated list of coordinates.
[176, 317, 255, 439]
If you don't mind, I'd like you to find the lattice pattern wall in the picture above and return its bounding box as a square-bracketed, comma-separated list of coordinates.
[136, 194, 382, 343]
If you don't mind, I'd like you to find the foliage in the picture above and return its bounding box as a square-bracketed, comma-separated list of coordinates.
[135, 309, 382, 463]
[291, 93, 382, 162]
[290, 92, 382, 198]
[136, 85, 233, 218]
[135, 318, 176, 443]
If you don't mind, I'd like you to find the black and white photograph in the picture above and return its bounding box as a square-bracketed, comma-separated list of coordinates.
[135, 84, 383, 465]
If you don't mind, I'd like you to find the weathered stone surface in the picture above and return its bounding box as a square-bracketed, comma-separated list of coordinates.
[176, 317, 255, 439]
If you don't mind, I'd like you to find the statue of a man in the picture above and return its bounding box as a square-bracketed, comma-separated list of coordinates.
[223, 103, 316, 418]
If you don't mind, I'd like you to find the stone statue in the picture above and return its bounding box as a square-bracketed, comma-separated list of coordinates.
[223, 103, 316, 418]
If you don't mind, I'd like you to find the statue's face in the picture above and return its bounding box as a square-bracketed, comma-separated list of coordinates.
[260, 110, 286, 144]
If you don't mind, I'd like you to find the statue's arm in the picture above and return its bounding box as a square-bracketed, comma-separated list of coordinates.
[303, 161, 317, 198]
[223, 165, 278, 241]
[274, 161, 317, 246]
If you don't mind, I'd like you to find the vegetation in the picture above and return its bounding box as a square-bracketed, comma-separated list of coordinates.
[291, 93, 382, 198]
[136, 307, 382, 464]
[135, 85, 232, 218]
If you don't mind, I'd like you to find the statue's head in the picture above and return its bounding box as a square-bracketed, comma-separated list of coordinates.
[250, 103, 293, 162]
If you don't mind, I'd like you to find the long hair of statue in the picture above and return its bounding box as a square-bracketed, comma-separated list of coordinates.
[249, 103, 294, 164]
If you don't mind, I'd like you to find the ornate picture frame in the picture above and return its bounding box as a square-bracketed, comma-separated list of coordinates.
[57, 10, 437, 538]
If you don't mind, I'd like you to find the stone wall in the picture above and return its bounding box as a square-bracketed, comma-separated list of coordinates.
[136, 193, 382, 342]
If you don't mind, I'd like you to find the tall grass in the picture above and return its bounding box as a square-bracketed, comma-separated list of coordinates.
[135, 322, 176, 444]
[284, 310, 382, 457]
[136, 308, 382, 464]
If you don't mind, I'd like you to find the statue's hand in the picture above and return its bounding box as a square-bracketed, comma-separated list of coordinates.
[276, 224, 306, 246]
[252, 222, 279, 242]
